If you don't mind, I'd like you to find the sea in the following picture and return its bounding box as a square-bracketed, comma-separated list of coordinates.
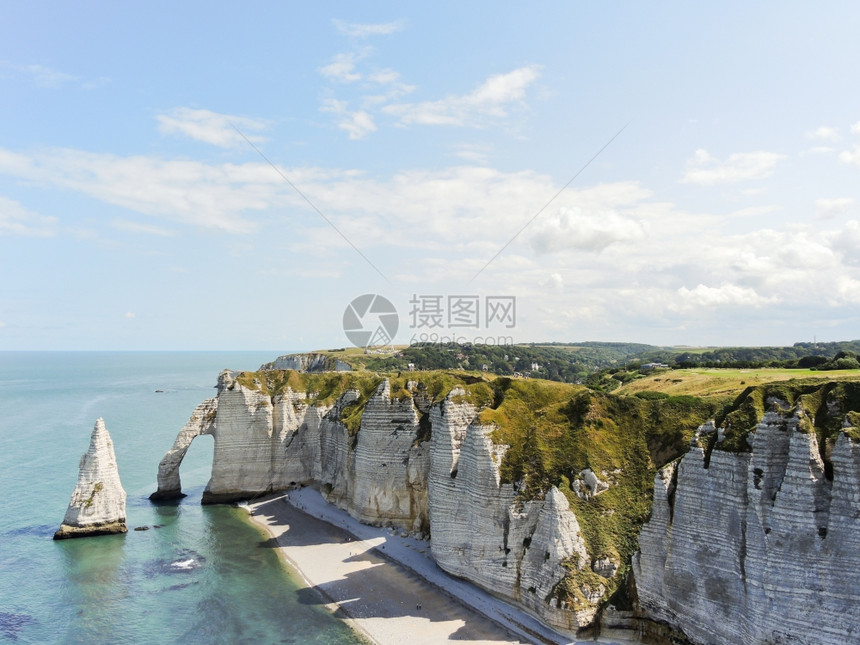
[0, 351, 367, 645]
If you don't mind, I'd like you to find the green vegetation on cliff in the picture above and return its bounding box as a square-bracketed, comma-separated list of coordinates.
[233, 364, 860, 611]
[715, 379, 860, 452]
[479, 378, 721, 605]
[233, 368, 495, 437]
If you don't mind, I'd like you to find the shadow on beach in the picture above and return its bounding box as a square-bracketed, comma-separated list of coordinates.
[249, 495, 533, 644]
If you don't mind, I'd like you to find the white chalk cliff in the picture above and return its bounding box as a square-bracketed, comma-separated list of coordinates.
[152, 370, 860, 643]
[259, 353, 352, 373]
[55, 418, 127, 539]
[153, 373, 597, 634]
[428, 389, 595, 631]
[634, 403, 860, 645]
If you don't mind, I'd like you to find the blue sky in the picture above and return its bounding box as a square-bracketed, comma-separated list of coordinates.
[2, 2, 860, 350]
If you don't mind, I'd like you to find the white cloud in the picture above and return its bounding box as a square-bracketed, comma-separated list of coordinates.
[321, 100, 377, 139]
[340, 111, 377, 140]
[815, 197, 854, 219]
[0, 196, 57, 236]
[674, 283, 778, 309]
[318, 53, 535, 140]
[320, 52, 364, 82]
[80, 76, 111, 90]
[540, 272, 564, 292]
[530, 207, 647, 254]
[725, 205, 780, 219]
[829, 275, 860, 305]
[829, 219, 860, 263]
[837, 123, 860, 165]
[157, 107, 268, 147]
[0, 146, 289, 233]
[452, 144, 492, 164]
[124, 312, 136, 319]
[4, 132, 860, 342]
[384, 65, 542, 127]
[806, 125, 839, 141]
[368, 69, 401, 85]
[359, 80, 416, 109]
[333, 19, 405, 38]
[476, 213, 860, 343]
[839, 146, 860, 166]
[23, 63, 77, 88]
[297, 166, 560, 248]
[681, 149, 786, 185]
[0, 61, 109, 90]
[805, 146, 837, 155]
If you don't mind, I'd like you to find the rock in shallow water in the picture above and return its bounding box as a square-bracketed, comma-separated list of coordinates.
[54, 418, 127, 540]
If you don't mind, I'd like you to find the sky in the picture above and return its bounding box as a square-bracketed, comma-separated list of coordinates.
[2, 2, 860, 351]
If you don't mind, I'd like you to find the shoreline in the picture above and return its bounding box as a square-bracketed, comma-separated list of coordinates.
[246, 488, 633, 645]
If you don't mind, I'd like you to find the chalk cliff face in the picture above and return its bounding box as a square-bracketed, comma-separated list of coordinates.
[55, 419, 127, 539]
[154, 368, 860, 642]
[428, 389, 595, 630]
[634, 403, 860, 645]
[323, 380, 430, 531]
[260, 353, 352, 373]
[154, 373, 598, 633]
[151, 398, 217, 500]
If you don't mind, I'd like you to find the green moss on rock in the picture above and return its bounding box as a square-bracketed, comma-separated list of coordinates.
[715, 379, 860, 453]
[477, 379, 720, 604]
[228, 366, 860, 611]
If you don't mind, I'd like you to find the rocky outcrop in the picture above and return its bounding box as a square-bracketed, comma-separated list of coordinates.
[55, 419, 127, 539]
[151, 372, 429, 525]
[150, 369, 860, 643]
[323, 380, 430, 532]
[150, 398, 217, 500]
[154, 374, 597, 635]
[428, 389, 594, 631]
[259, 353, 352, 372]
[634, 406, 860, 645]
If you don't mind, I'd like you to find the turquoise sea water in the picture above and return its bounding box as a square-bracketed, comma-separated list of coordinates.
[0, 352, 366, 645]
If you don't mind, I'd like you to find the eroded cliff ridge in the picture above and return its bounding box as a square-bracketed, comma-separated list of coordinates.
[55, 418, 127, 539]
[634, 381, 860, 645]
[152, 367, 860, 642]
[152, 367, 716, 635]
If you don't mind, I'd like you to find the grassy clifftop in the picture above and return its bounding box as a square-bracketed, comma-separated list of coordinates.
[231, 367, 719, 602]
[230, 366, 860, 609]
[616, 366, 860, 397]
[716, 379, 860, 451]
[480, 379, 721, 605]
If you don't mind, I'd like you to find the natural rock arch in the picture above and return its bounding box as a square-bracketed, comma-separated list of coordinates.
[149, 398, 217, 500]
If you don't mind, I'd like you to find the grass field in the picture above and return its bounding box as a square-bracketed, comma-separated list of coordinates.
[617, 368, 860, 398]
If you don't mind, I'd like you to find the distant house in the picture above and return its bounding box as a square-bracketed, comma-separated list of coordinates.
[530, 362, 540, 371]
[641, 362, 669, 370]
[481, 364, 489, 371]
